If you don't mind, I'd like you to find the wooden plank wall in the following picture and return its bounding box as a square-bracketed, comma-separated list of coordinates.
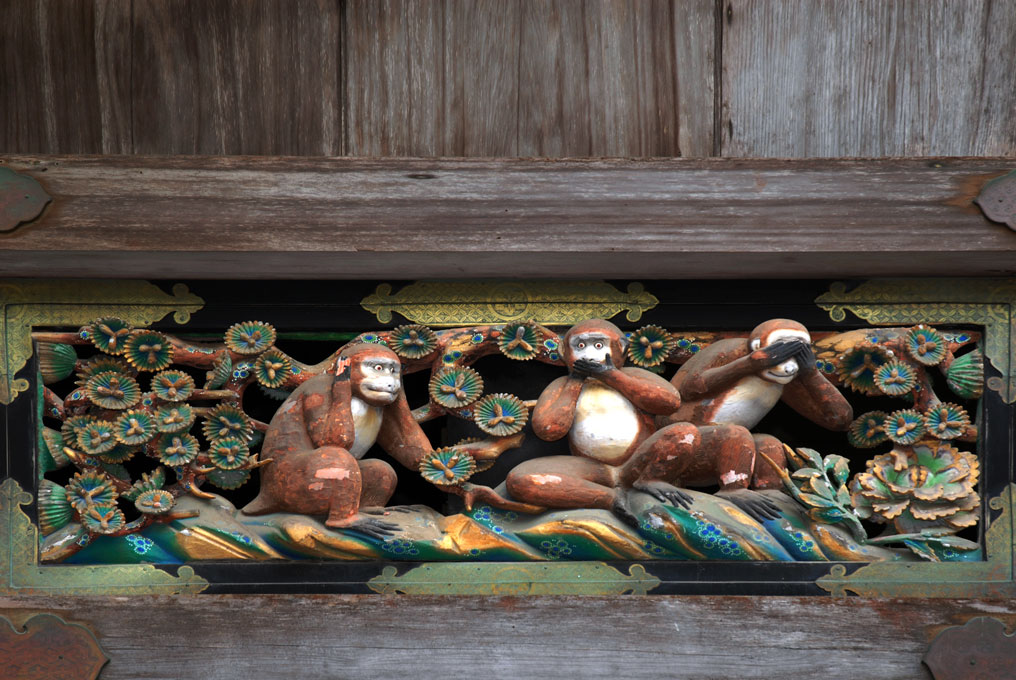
[4, 0, 1015, 158]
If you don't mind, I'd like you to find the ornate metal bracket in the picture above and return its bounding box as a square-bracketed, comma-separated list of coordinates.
[0, 614, 108, 679]
[923, 617, 1016, 679]
[975, 169, 1016, 232]
[0, 167, 50, 232]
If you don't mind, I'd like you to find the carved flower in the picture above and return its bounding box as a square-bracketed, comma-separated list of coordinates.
[99, 443, 137, 464]
[847, 411, 889, 449]
[135, 489, 175, 515]
[883, 409, 926, 445]
[76, 419, 118, 454]
[151, 370, 195, 402]
[155, 403, 195, 433]
[114, 409, 156, 445]
[905, 324, 947, 366]
[850, 441, 980, 532]
[88, 317, 132, 355]
[225, 321, 276, 355]
[419, 447, 477, 486]
[254, 349, 292, 388]
[66, 471, 118, 513]
[836, 342, 893, 395]
[75, 355, 136, 387]
[85, 370, 142, 410]
[207, 468, 252, 490]
[81, 504, 126, 534]
[498, 322, 539, 361]
[202, 403, 253, 441]
[208, 437, 250, 470]
[157, 432, 199, 466]
[124, 330, 175, 371]
[924, 403, 971, 440]
[389, 324, 438, 360]
[873, 359, 917, 396]
[946, 349, 984, 400]
[626, 325, 674, 368]
[205, 354, 233, 389]
[473, 393, 528, 436]
[429, 366, 484, 409]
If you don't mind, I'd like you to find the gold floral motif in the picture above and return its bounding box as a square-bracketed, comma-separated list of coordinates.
[815, 279, 1016, 402]
[0, 280, 204, 404]
[361, 281, 658, 326]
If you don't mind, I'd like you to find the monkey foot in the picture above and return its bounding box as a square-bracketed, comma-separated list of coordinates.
[325, 514, 401, 539]
[632, 480, 693, 509]
[610, 492, 642, 530]
[363, 506, 413, 515]
[716, 488, 782, 523]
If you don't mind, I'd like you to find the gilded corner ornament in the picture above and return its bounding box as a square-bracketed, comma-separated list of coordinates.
[0, 613, 108, 680]
[360, 281, 658, 326]
[1, 478, 208, 595]
[0, 167, 50, 233]
[815, 279, 1016, 402]
[0, 280, 204, 404]
[366, 562, 660, 595]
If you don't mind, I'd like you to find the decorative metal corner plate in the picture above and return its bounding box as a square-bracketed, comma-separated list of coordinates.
[367, 562, 660, 595]
[974, 169, 1016, 232]
[0, 613, 108, 680]
[0, 167, 50, 233]
[361, 280, 658, 326]
[923, 617, 1016, 679]
[0, 280, 204, 404]
[1, 477, 209, 595]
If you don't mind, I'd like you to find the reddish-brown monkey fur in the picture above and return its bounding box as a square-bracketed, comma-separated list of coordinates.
[506, 320, 699, 527]
[242, 343, 432, 538]
[663, 319, 853, 500]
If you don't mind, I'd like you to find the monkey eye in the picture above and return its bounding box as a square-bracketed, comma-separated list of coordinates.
[374, 364, 383, 371]
[578, 342, 586, 349]
[594, 342, 603, 349]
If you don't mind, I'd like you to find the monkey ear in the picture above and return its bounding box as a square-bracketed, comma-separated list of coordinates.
[618, 333, 630, 353]
[750, 338, 761, 351]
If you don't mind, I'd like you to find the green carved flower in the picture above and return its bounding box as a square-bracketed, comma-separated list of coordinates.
[225, 321, 276, 355]
[836, 342, 892, 395]
[157, 432, 199, 466]
[254, 349, 292, 388]
[946, 349, 983, 400]
[155, 403, 195, 433]
[124, 330, 175, 371]
[85, 370, 142, 410]
[208, 437, 249, 470]
[389, 324, 438, 360]
[905, 324, 946, 366]
[88, 317, 132, 355]
[847, 411, 889, 449]
[98, 443, 137, 464]
[37, 479, 73, 536]
[850, 441, 980, 532]
[38, 342, 77, 384]
[202, 403, 253, 441]
[75, 356, 136, 387]
[205, 354, 233, 389]
[81, 504, 126, 534]
[429, 366, 484, 408]
[873, 359, 917, 396]
[924, 403, 971, 440]
[151, 370, 195, 402]
[76, 419, 118, 454]
[66, 471, 118, 513]
[121, 467, 167, 502]
[627, 325, 674, 368]
[498, 322, 539, 361]
[114, 409, 156, 445]
[883, 409, 926, 445]
[473, 393, 529, 436]
[207, 468, 252, 490]
[135, 489, 175, 515]
[419, 447, 477, 486]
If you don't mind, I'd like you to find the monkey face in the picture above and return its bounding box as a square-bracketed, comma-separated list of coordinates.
[749, 326, 812, 384]
[352, 355, 403, 405]
[568, 332, 614, 366]
[562, 319, 628, 368]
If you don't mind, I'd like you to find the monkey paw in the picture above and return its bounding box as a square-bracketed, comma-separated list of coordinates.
[716, 488, 782, 523]
[632, 480, 693, 509]
[363, 506, 413, 515]
[610, 492, 642, 530]
[326, 514, 401, 539]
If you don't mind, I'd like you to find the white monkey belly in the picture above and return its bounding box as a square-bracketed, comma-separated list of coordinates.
[349, 396, 383, 458]
[707, 376, 783, 429]
[569, 382, 641, 464]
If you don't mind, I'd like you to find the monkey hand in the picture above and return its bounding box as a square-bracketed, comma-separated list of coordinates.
[794, 342, 818, 373]
[632, 480, 693, 509]
[334, 354, 353, 381]
[716, 488, 782, 522]
[448, 482, 545, 514]
[573, 354, 615, 378]
[749, 339, 805, 370]
[328, 515, 401, 539]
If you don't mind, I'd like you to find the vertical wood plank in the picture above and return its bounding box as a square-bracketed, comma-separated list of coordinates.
[344, 0, 713, 157]
[131, 0, 343, 155]
[0, 0, 132, 154]
[721, 0, 1016, 157]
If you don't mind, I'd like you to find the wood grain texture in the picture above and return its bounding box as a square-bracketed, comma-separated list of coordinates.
[2, 595, 1013, 679]
[131, 0, 344, 155]
[344, 0, 715, 157]
[0, 0, 131, 154]
[1, 155, 1014, 278]
[721, 0, 1016, 158]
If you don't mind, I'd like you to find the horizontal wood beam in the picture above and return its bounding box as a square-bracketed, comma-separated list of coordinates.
[3, 594, 1011, 679]
[1, 156, 1014, 278]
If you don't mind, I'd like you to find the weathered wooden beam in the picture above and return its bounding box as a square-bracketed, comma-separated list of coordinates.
[1, 156, 1014, 279]
[1, 595, 1012, 680]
